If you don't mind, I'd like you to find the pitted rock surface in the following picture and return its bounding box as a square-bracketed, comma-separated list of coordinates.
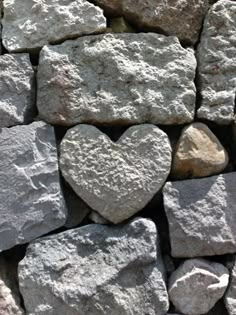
[169, 258, 229, 315]
[197, 0, 236, 124]
[18, 218, 169, 315]
[0, 121, 67, 251]
[225, 256, 236, 315]
[172, 122, 228, 178]
[0, 257, 25, 315]
[2, 0, 106, 52]
[0, 54, 35, 128]
[37, 33, 196, 126]
[94, 0, 208, 44]
[163, 172, 236, 257]
[60, 124, 172, 223]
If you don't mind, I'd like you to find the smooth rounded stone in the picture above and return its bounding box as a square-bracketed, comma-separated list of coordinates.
[63, 183, 90, 229]
[172, 122, 228, 179]
[2, 0, 106, 52]
[60, 124, 172, 223]
[197, 0, 236, 124]
[0, 257, 25, 315]
[110, 17, 135, 33]
[225, 256, 236, 315]
[37, 33, 196, 126]
[163, 172, 236, 257]
[169, 259, 229, 315]
[0, 54, 35, 128]
[89, 211, 110, 224]
[0, 121, 67, 252]
[18, 218, 169, 315]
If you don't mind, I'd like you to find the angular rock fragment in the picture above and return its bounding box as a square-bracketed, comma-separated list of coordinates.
[0, 54, 35, 128]
[2, 0, 106, 52]
[18, 218, 169, 315]
[225, 256, 236, 315]
[197, 0, 236, 124]
[163, 172, 236, 257]
[172, 122, 228, 178]
[0, 121, 67, 252]
[169, 259, 229, 315]
[37, 33, 196, 126]
[60, 124, 172, 223]
[0, 257, 25, 315]
[94, 0, 208, 44]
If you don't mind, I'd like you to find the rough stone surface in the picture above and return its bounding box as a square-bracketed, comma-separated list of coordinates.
[60, 124, 172, 223]
[172, 122, 228, 179]
[0, 257, 25, 315]
[0, 54, 35, 128]
[2, 0, 106, 52]
[37, 33, 196, 126]
[197, 0, 236, 124]
[0, 121, 67, 252]
[225, 256, 236, 315]
[18, 218, 169, 315]
[94, 0, 208, 44]
[169, 258, 229, 315]
[163, 172, 236, 257]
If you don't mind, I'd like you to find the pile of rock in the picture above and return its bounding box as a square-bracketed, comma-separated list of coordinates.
[0, 0, 235, 314]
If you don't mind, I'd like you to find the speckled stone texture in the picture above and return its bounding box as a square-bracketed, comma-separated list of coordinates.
[163, 172, 236, 257]
[0, 54, 35, 128]
[225, 256, 236, 315]
[37, 33, 196, 126]
[0, 121, 67, 251]
[60, 124, 172, 223]
[169, 259, 229, 315]
[2, 0, 106, 51]
[18, 218, 169, 315]
[197, 0, 236, 124]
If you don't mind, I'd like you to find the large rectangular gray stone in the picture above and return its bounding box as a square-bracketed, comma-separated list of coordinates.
[163, 172, 236, 257]
[0, 121, 67, 251]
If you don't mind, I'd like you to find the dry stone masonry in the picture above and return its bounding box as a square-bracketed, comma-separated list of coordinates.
[0, 0, 235, 314]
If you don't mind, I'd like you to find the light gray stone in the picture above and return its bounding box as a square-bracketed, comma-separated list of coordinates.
[163, 172, 236, 257]
[0, 121, 67, 252]
[197, 0, 236, 124]
[225, 256, 236, 315]
[0, 54, 35, 128]
[172, 122, 228, 179]
[122, 0, 209, 45]
[60, 124, 172, 223]
[0, 257, 25, 315]
[2, 0, 106, 52]
[37, 33, 196, 126]
[18, 218, 169, 315]
[169, 258, 229, 315]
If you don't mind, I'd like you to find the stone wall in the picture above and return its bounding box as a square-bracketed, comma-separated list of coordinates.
[0, 0, 235, 314]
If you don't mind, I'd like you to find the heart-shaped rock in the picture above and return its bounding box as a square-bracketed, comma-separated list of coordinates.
[60, 124, 172, 223]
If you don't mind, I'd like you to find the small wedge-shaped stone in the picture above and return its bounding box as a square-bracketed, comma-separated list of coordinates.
[169, 259, 229, 315]
[0, 257, 25, 315]
[0, 54, 35, 128]
[172, 122, 228, 178]
[197, 0, 236, 124]
[2, 0, 106, 52]
[0, 121, 67, 252]
[18, 218, 169, 315]
[37, 33, 196, 126]
[163, 172, 236, 257]
[60, 124, 172, 223]
[225, 256, 236, 315]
